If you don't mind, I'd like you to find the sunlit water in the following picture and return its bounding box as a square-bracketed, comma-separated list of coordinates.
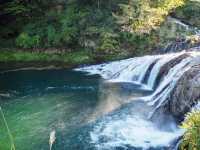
[0, 69, 182, 150]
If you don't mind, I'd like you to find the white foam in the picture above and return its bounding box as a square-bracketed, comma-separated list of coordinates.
[75, 55, 161, 84]
[146, 57, 192, 105]
[75, 51, 200, 149]
[90, 115, 183, 149]
[147, 53, 184, 89]
[191, 101, 200, 112]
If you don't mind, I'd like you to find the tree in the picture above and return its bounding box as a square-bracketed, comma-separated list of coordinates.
[114, 0, 186, 34]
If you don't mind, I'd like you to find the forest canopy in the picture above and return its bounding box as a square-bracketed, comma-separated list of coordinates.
[0, 0, 199, 57]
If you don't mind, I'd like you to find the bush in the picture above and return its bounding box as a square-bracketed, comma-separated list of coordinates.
[16, 33, 40, 48]
[174, 1, 200, 28]
[98, 31, 119, 54]
[115, 0, 185, 34]
[180, 111, 200, 150]
[4, 0, 193, 60]
[15, 3, 87, 48]
[46, 25, 57, 46]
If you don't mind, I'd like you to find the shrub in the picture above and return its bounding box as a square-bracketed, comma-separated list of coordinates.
[16, 33, 40, 48]
[46, 25, 57, 46]
[5, 0, 192, 59]
[115, 0, 185, 34]
[60, 26, 78, 45]
[15, 3, 87, 48]
[98, 31, 119, 54]
[180, 111, 200, 150]
[174, 1, 200, 28]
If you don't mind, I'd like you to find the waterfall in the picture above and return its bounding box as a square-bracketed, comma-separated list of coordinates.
[76, 55, 160, 88]
[75, 51, 200, 149]
[75, 51, 200, 114]
[146, 53, 184, 89]
[160, 17, 200, 53]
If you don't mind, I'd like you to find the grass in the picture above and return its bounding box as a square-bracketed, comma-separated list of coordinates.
[0, 49, 131, 70]
[0, 50, 95, 66]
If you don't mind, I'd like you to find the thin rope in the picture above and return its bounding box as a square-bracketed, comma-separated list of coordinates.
[0, 106, 16, 150]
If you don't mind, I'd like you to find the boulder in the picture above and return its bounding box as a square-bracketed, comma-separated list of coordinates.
[151, 56, 200, 122]
[169, 64, 200, 121]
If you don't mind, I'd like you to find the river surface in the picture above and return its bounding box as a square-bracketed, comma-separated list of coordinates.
[0, 69, 182, 150]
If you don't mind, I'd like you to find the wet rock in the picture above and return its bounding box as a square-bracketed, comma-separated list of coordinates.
[150, 56, 200, 123]
[159, 32, 200, 54]
[155, 54, 189, 89]
[160, 38, 200, 54]
[151, 56, 200, 122]
[169, 64, 200, 121]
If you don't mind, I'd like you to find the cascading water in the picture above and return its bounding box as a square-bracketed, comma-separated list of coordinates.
[75, 51, 200, 150]
[161, 17, 200, 53]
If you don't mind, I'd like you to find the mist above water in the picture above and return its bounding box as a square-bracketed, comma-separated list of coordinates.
[76, 51, 200, 149]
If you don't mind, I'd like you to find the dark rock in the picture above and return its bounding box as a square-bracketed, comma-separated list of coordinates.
[152, 58, 200, 123]
[159, 35, 200, 54]
[154, 54, 189, 89]
[151, 56, 200, 122]
[169, 64, 200, 121]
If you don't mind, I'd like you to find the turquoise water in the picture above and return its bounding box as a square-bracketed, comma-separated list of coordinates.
[0, 70, 101, 150]
[0, 69, 150, 150]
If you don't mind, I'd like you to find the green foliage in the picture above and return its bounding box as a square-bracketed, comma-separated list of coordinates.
[15, 3, 88, 48]
[174, 0, 200, 28]
[180, 111, 200, 150]
[46, 25, 57, 46]
[0, 50, 93, 65]
[1, 0, 199, 62]
[4, 0, 31, 16]
[118, 31, 157, 55]
[154, 16, 194, 48]
[115, 0, 185, 34]
[16, 33, 40, 48]
[98, 30, 119, 54]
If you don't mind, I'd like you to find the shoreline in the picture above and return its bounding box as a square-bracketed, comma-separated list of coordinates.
[0, 49, 130, 72]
